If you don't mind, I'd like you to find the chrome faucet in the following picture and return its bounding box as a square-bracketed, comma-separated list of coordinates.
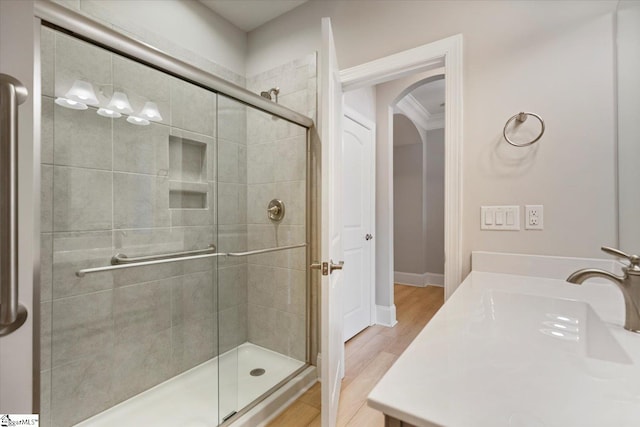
[567, 246, 640, 333]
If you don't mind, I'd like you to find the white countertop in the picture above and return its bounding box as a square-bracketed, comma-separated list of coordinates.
[368, 271, 640, 427]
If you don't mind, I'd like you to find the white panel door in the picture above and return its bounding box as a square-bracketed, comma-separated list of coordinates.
[342, 113, 374, 342]
[319, 17, 345, 427]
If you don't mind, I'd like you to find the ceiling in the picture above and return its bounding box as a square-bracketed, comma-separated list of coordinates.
[410, 79, 445, 117]
[395, 78, 446, 137]
[199, 0, 309, 32]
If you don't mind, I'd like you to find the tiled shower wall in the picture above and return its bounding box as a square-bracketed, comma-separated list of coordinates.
[39, 28, 248, 427]
[244, 54, 317, 361]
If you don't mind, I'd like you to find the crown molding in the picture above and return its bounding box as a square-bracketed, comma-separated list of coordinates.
[427, 112, 445, 130]
[395, 94, 430, 132]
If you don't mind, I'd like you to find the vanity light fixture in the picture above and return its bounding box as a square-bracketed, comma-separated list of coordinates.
[54, 97, 88, 110]
[97, 107, 122, 118]
[139, 101, 163, 122]
[107, 91, 134, 115]
[126, 115, 150, 126]
[55, 79, 99, 109]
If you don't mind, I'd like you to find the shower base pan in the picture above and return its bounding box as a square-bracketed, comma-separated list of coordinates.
[76, 342, 306, 427]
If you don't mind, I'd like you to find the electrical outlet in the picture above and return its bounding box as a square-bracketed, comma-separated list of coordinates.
[525, 205, 543, 230]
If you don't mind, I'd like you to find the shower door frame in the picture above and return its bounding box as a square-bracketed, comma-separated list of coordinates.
[31, 0, 316, 421]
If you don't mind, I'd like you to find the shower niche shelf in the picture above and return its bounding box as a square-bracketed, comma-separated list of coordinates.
[169, 181, 208, 209]
[168, 135, 208, 209]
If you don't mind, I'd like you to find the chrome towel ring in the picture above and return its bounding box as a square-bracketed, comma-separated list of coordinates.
[503, 112, 545, 147]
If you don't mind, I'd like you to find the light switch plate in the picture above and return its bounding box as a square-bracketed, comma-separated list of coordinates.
[481, 206, 520, 230]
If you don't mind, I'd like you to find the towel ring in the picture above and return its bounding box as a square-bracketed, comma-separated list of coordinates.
[503, 112, 545, 147]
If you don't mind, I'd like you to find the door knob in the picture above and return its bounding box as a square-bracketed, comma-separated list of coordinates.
[365, 234, 373, 240]
[311, 260, 344, 275]
[329, 260, 344, 274]
[311, 261, 328, 275]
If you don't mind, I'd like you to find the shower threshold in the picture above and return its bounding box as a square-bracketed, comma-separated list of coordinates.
[75, 343, 305, 427]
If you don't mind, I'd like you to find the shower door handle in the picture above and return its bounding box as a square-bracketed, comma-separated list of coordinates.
[0, 73, 28, 337]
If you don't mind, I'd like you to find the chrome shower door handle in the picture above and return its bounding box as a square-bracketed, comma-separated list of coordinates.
[0, 73, 29, 336]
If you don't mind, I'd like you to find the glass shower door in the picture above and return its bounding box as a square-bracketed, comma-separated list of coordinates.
[40, 27, 219, 427]
[216, 94, 308, 424]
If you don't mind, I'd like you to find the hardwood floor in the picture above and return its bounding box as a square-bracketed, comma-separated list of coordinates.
[267, 284, 444, 427]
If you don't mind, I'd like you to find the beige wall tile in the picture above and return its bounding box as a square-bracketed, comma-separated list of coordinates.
[54, 104, 112, 170]
[114, 120, 169, 175]
[114, 278, 173, 342]
[53, 166, 112, 232]
[275, 136, 306, 182]
[218, 95, 247, 144]
[41, 301, 52, 372]
[40, 233, 53, 302]
[41, 166, 53, 232]
[112, 330, 173, 402]
[113, 55, 170, 124]
[218, 264, 247, 309]
[170, 77, 216, 136]
[51, 290, 114, 367]
[51, 352, 114, 426]
[55, 32, 112, 100]
[247, 183, 276, 225]
[247, 142, 276, 184]
[113, 172, 170, 229]
[52, 231, 113, 298]
[40, 369, 51, 427]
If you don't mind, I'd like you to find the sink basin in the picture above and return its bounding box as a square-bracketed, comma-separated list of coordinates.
[474, 291, 631, 364]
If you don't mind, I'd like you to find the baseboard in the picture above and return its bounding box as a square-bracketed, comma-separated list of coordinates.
[424, 272, 444, 287]
[394, 271, 427, 287]
[394, 271, 444, 287]
[375, 304, 398, 327]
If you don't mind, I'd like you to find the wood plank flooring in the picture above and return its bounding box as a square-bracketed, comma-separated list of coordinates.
[267, 284, 444, 427]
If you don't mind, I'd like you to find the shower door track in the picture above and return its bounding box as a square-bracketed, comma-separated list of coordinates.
[33, 0, 314, 129]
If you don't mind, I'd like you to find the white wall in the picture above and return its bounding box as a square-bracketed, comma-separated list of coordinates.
[393, 115, 425, 275]
[617, 0, 640, 255]
[54, 0, 247, 77]
[249, 0, 618, 288]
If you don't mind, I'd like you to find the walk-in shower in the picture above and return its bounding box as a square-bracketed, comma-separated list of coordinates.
[38, 6, 313, 426]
